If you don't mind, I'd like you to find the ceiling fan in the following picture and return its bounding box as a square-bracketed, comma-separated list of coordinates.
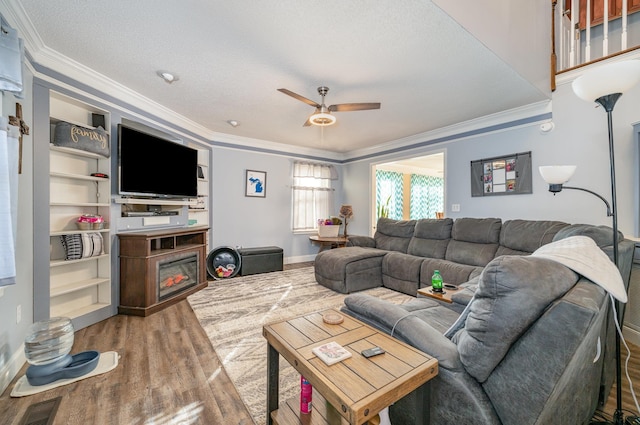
[277, 86, 381, 127]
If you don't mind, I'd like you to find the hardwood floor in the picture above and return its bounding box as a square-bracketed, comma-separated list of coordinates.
[1, 300, 254, 425]
[1, 260, 638, 424]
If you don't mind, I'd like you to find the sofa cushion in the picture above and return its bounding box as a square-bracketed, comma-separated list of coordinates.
[374, 218, 417, 253]
[553, 223, 623, 247]
[445, 218, 501, 267]
[419, 259, 483, 287]
[407, 218, 452, 258]
[382, 252, 424, 295]
[496, 219, 569, 256]
[452, 255, 579, 383]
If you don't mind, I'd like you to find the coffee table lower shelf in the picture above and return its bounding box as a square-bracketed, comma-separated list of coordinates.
[271, 390, 349, 425]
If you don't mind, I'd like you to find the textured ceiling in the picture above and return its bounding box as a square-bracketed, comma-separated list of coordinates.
[9, 0, 549, 153]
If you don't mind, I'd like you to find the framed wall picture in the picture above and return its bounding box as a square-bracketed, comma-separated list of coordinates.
[470, 151, 532, 197]
[245, 170, 267, 197]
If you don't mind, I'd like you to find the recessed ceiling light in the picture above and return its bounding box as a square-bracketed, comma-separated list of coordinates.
[157, 71, 179, 84]
[227, 120, 240, 127]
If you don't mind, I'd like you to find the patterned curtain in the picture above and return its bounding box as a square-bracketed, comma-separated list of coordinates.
[410, 174, 444, 219]
[375, 170, 403, 220]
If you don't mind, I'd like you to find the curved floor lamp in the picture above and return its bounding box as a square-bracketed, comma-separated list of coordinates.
[540, 59, 640, 425]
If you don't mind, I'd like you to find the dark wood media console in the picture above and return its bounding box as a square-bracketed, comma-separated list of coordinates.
[118, 226, 209, 316]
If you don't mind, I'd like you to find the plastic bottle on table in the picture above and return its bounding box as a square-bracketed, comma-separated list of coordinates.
[300, 375, 313, 414]
[431, 270, 443, 293]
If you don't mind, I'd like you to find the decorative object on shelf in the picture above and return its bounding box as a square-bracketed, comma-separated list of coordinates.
[245, 169, 266, 198]
[470, 151, 532, 197]
[61, 233, 104, 260]
[541, 59, 640, 425]
[76, 214, 105, 230]
[339, 204, 354, 237]
[53, 121, 110, 157]
[8, 102, 29, 174]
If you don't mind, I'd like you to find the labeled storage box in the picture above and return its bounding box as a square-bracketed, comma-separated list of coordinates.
[238, 246, 283, 276]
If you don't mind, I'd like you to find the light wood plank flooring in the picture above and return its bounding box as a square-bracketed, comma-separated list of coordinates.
[1, 262, 639, 424]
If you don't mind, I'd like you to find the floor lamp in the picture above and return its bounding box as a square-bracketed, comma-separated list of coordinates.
[541, 59, 640, 425]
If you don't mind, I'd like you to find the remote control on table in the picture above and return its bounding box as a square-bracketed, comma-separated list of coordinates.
[361, 346, 385, 358]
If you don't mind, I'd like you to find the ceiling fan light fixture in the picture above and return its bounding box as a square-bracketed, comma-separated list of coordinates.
[309, 112, 336, 126]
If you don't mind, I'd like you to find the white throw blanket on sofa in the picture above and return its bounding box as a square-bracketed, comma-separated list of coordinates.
[531, 235, 627, 303]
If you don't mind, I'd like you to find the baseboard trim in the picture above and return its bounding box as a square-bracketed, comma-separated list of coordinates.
[284, 254, 316, 265]
[623, 324, 640, 347]
[0, 342, 25, 396]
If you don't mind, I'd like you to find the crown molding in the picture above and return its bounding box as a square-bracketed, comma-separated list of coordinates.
[343, 100, 552, 162]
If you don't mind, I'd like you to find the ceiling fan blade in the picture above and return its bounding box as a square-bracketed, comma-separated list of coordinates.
[278, 88, 320, 108]
[329, 102, 381, 112]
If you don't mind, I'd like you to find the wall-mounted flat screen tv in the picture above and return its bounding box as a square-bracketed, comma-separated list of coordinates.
[118, 123, 198, 199]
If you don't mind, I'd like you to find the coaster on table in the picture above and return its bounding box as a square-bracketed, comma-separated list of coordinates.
[323, 312, 344, 325]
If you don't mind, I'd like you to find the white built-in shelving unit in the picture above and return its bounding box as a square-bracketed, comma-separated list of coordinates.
[47, 91, 112, 321]
[189, 149, 210, 228]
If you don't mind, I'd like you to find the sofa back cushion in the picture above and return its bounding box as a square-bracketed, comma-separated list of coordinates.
[496, 219, 570, 256]
[452, 255, 579, 382]
[407, 218, 453, 258]
[374, 218, 417, 253]
[552, 224, 623, 248]
[445, 217, 501, 266]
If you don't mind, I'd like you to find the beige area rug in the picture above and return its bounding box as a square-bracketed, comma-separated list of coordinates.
[187, 266, 412, 425]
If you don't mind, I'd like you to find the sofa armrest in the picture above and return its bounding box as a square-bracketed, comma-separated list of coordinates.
[342, 294, 463, 371]
[347, 235, 376, 248]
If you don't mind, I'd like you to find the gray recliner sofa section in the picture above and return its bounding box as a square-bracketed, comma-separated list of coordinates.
[314, 217, 578, 297]
[342, 256, 614, 425]
[313, 217, 634, 424]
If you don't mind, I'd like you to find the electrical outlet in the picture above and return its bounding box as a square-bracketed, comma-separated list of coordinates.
[451, 204, 461, 212]
[16, 304, 21, 324]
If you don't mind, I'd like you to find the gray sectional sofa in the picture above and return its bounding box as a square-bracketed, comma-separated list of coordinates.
[313, 217, 634, 425]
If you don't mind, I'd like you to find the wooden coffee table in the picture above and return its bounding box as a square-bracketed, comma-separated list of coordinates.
[263, 309, 438, 425]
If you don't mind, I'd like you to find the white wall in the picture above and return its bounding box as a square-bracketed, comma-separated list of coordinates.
[343, 63, 640, 240]
[434, 0, 551, 98]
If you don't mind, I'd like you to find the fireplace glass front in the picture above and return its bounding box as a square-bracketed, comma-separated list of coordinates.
[157, 253, 199, 301]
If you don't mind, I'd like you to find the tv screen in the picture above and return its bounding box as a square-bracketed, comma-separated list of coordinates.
[118, 124, 198, 199]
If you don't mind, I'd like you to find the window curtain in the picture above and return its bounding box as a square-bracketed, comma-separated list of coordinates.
[0, 116, 19, 286]
[292, 162, 335, 231]
[410, 174, 444, 219]
[375, 170, 403, 220]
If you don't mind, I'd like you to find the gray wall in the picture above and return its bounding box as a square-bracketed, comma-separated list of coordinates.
[210, 146, 342, 262]
[343, 76, 640, 239]
[0, 67, 34, 393]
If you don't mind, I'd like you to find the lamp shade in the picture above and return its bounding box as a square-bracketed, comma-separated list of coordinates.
[539, 165, 577, 184]
[339, 204, 353, 218]
[572, 60, 640, 101]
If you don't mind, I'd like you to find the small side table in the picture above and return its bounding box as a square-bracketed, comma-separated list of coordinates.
[417, 285, 462, 303]
[309, 235, 349, 252]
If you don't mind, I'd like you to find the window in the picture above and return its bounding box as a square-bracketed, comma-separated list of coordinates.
[292, 162, 335, 232]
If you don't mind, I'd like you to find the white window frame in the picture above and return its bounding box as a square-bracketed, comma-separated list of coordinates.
[292, 162, 335, 233]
